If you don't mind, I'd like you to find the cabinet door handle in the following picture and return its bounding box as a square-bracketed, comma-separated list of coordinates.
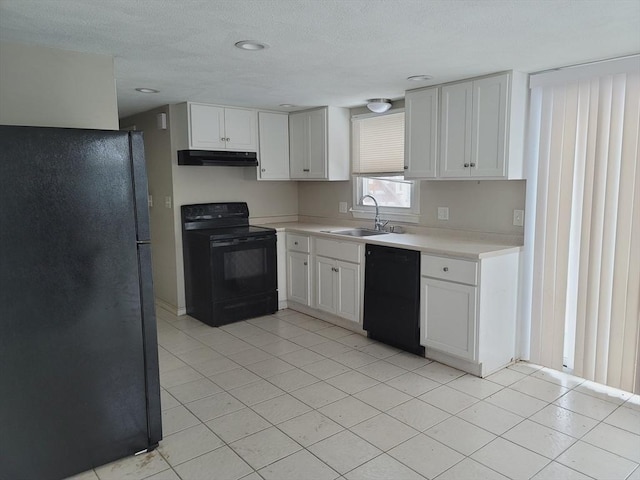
[470, 162, 476, 167]
[332, 267, 339, 272]
[303, 168, 310, 172]
[261, 168, 266, 172]
[221, 137, 226, 142]
[443, 267, 449, 272]
[303, 261, 308, 266]
[404, 165, 408, 170]
[294, 241, 298, 245]
[464, 163, 470, 168]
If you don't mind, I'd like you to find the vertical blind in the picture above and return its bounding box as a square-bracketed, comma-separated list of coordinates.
[527, 56, 640, 392]
[352, 112, 405, 174]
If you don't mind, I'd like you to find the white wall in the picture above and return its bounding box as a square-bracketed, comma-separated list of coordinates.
[121, 107, 178, 310]
[0, 42, 118, 130]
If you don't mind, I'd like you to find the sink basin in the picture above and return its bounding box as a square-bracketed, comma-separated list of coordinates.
[323, 228, 388, 237]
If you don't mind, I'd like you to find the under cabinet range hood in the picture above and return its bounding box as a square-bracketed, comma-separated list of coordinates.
[177, 150, 258, 166]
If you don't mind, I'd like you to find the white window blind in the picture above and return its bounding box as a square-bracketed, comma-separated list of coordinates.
[352, 112, 405, 174]
[524, 56, 640, 393]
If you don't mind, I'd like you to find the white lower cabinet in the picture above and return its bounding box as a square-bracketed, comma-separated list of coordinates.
[276, 231, 287, 309]
[420, 251, 519, 377]
[421, 278, 476, 361]
[286, 234, 311, 306]
[285, 234, 362, 327]
[315, 256, 359, 324]
[287, 251, 310, 305]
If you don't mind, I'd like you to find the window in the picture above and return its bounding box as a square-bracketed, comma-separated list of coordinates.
[351, 110, 419, 222]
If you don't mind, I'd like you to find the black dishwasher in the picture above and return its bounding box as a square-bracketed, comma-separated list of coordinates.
[363, 244, 424, 355]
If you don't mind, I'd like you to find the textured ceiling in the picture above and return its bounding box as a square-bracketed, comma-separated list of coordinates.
[1, 0, 639, 118]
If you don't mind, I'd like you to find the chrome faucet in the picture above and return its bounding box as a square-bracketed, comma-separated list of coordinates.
[361, 194, 387, 231]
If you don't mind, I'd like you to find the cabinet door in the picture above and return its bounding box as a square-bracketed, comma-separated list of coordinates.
[315, 256, 336, 314]
[421, 277, 476, 360]
[405, 88, 438, 178]
[189, 104, 225, 149]
[336, 260, 360, 324]
[471, 74, 508, 177]
[306, 108, 327, 179]
[224, 108, 257, 151]
[289, 111, 307, 179]
[258, 112, 290, 180]
[287, 251, 310, 306]
[439, 82, 473, 178]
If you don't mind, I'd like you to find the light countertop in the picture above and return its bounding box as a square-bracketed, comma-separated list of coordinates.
[261, 222, 522, 260]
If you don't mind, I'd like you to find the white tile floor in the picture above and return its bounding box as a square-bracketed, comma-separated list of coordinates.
[68, 309, 640, 480]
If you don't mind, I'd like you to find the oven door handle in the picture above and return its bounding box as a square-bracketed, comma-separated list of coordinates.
[211, 235, 274, 247]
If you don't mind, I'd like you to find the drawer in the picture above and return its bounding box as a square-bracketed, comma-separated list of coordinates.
[315, 237, 361, 263]
[287, 233, 310, 253]
[421, 255, 477, 285]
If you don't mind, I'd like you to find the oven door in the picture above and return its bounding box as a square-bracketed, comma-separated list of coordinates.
[209, 235, 277, 302]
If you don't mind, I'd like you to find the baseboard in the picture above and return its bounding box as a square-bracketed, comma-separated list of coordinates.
[286, 301, 366, 336]
[155, 298, 186, 316]
[424, 348, 515, 378]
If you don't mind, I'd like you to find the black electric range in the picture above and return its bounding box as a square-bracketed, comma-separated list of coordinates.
[181, 202, 277, 326]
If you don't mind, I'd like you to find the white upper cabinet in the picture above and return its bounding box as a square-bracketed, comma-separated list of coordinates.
[257, 111, 290, 180]
[404, 87, 438, 178]
[439, 72, 526, 179]
[189, 104, 225, 150]
[289, 107, 350, 181]
[405, 71, 527, 180]
[223, 107, 257, 151]
[439, 81, 473, 178]
[471, 74, 508, 177]
[175, 102, 258, 152]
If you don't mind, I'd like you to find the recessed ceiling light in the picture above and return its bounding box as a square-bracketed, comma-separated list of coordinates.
[135, 87, 159, 93]
[235, 40, 269, 51]
[279, 104, 296, 108]
[406, 75, 433, 82]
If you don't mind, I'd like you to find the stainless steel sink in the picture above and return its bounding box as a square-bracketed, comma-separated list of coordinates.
[323, 228, 388, 237]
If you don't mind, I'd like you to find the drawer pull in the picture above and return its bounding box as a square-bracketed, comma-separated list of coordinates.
[443, 267, 449, 272]
[294, 241, 298, 245]
[303, 261, 308, 266]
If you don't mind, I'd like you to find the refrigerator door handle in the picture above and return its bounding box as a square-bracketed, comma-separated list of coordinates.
[136, 240, 151, 245]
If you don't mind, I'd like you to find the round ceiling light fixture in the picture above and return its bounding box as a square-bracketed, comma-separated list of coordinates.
[366, 98, 393, 113]
[135, 87, 159, 93]
[235, 40, 269, 51]
[406, 75, 433, 82]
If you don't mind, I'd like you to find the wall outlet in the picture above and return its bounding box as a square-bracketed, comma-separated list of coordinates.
[164, 196, 172, 209]
[437, 207, 449, 220]
[513, 209, 524, 226]
[339, 201, 348, 214]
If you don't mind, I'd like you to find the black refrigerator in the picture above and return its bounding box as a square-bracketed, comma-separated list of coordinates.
[0, 125, 162, 480]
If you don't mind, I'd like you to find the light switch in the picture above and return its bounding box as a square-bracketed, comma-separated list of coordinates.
[339, 202, 348, 213]
[148, 195, 153, 207]
[437, 207, 449, 220]
[164, 196, 172, 209]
